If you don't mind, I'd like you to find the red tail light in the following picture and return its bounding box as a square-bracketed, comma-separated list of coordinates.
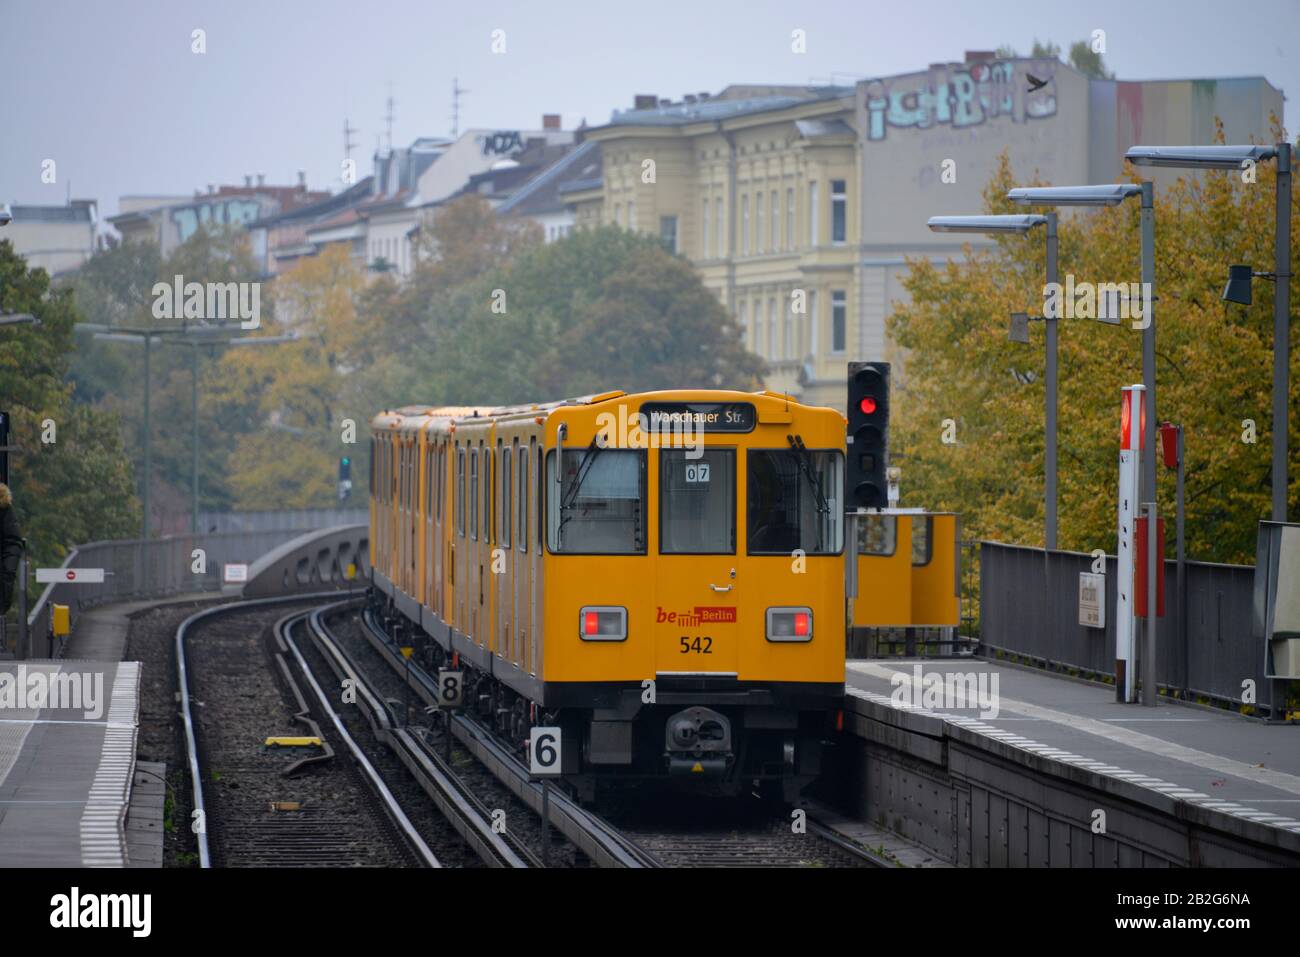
[794, 612, 810, 636]
[835, 709, 844, 732]
[584, 611, 599, 636]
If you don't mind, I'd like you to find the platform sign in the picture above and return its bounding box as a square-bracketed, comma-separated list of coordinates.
[529, 726, 562, 777]
[222, 563, 249, 584]
[1078, 572, 1105, 629]
[35, 567, 105, 584]
[437, 670, 463, 708]
[1115, 385, 1144, 703]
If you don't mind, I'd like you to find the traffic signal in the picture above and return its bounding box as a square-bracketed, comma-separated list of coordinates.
[337, 455, 353, 502]
[846, 361, 889, 509]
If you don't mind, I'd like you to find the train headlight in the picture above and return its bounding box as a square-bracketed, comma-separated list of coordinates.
[766, 607, 812, 642]
[579, 606, 627, 641]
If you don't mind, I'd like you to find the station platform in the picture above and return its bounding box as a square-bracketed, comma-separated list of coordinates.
[843, 658, 1300, 865]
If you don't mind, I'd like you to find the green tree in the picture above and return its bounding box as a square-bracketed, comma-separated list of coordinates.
[1068, 40, 1113, 80]
[890, 128, 1297, 565]
[0, 240, 139, 566]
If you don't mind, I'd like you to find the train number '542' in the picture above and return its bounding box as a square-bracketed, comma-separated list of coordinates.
[679, 636, 713, 654]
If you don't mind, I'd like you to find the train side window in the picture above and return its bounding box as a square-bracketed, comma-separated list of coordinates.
[518, 445, 528, 553]
[482, 443, 491, 542]
[858, 515, 896, 556]
[534, 437, 542, 556]
[469, 448, 478, 540]
[456, 447, 465, 535]
[502, 440, 513, 548]
[911, 516, 933, 566]
[437, 446, 445, 522]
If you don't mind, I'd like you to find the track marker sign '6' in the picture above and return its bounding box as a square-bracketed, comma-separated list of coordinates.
[437, 670, 463, 708]
[529, 726, 562, 776]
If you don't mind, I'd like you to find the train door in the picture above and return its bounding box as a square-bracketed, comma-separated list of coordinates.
[653, 446, 741, 677]
[514, 440, 529, 670]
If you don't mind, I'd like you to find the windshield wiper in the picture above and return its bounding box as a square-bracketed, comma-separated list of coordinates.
[562, 438, 603, 510]
[786, 433, 830, 514]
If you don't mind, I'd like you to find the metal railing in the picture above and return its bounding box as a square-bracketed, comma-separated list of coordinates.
[13, 527, 324, 658]
[978, 541, 1268, 713]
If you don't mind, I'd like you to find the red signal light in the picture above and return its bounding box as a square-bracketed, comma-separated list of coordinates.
[859, 396, 877, 415]
[584, 611, 599, 636]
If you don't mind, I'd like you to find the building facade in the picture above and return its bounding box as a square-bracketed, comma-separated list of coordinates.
[567, 60, 1284, 408]
[4, 200, 98, 276]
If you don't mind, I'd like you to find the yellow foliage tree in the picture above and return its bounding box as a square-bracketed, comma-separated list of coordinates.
[890, 126, 1297, 565]
[211, 245, 370, 508]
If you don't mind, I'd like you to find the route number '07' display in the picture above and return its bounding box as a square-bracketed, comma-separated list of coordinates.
[529, 726, 562, 776]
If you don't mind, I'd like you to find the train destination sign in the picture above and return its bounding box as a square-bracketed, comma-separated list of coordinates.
[639, 402, 756, 433]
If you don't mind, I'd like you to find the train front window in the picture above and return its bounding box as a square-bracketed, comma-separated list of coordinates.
[746, 448, 843, 555]
[660, 449, 735, 554]
[546, 447, 645, 554]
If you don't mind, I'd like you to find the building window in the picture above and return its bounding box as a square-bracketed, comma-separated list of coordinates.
[783, 299, 792, 358]
[831, 179, 847, 245]
[767, 297, 776, 358]
[831, 290, 846, 354]
[737, 299, 747, 344]
[660, 215, 678, 253]
[741, 194, 749, 255]
[808, 182, 819, 247]
[771, 189, 780, 251]
[786, 188, 794, 250]
[628, 200, 636, 231]
[716, 195, 725, 257]
[755, 192, 764, 254]
[702, 198, 709, 258]
[614, 203, 622, 227]
[808, 290, 818, 355]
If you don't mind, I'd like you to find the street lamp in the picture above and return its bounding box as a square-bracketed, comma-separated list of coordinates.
[1010, 182, 1157, 706]
[78, 324, 296, 537]
[1127, 142, 1291, 523]
[926, 213, 1061, 550]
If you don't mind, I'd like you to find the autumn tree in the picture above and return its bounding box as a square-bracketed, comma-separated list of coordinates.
[890, 129, 1297, 565]
[0, 240, 139, 567]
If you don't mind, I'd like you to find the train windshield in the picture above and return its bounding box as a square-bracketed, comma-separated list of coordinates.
[547, 448, 646, 554]
[746, 448, 844, 555]
[659, 449, 736, 554]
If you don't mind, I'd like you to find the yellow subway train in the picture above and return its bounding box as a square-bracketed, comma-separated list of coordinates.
[369, 389, 847, 801]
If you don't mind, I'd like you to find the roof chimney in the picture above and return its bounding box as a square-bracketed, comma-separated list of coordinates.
[297, 170, 307, 189]
[244, 174, 253, 187]
[542, 114, 561, 130]
[633, 94, 658, 110]
[256, 172, 265, 187]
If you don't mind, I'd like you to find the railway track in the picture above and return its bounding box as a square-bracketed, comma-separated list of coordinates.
[304, 604, 537, 867]
[353, 604, 885, 868]
[176, 595, 439, 867]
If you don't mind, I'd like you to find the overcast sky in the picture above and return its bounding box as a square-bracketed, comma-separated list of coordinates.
[2, 0, 1295, 219]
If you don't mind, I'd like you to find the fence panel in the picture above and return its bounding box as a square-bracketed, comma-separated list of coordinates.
[979, 542, 1263, 709]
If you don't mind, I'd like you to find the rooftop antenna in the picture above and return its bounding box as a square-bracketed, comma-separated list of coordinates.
[384, 82, 396, 151]
[451, 76, 469, 138]
[343, 116, 358, 164]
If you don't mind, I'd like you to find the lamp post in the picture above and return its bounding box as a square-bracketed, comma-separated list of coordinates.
[1126, 143, 1292, 523]
[1008, 183, 1157, 702]
[79, 325, 296, 536]
[927, 213, 1059, 549]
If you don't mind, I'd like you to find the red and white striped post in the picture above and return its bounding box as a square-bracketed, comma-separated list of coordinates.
[1115, 385, 1145, 702]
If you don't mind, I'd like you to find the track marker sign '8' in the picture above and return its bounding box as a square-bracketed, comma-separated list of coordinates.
[529, 726, 562, 776]
[437, 671, 463, 708]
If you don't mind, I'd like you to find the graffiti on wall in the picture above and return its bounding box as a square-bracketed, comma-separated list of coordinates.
[864, 60, 1057, 141]
[478, 131, 524, 156]
[170, 198, 265, 244]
